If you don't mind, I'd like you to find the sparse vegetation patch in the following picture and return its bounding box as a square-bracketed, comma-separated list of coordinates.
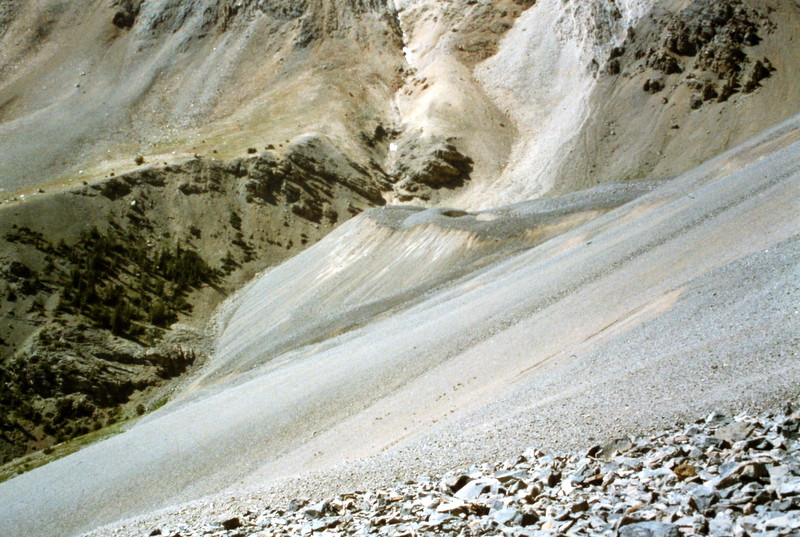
[0, 224, 220, 463]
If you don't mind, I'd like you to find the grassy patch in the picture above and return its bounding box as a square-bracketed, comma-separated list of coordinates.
[151, 395, 170, 411]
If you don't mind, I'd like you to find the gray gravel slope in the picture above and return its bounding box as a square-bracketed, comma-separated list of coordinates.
[1, 115, 799, 537]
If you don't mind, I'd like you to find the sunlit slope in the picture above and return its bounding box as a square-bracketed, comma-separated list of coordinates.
[3, 0, 798, 209]
[200, 179, 660, 386]
[458, 0, 800, 208]
[0, 0, 403, 192]
[1, 115, 799, 537]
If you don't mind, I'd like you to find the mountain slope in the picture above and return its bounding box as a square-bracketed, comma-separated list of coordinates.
[0, 1, 799, 535]
[1, 0, 798, 205]
[1, 109, 798, 537]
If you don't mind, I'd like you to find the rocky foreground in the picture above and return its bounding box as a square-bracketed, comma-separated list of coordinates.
[116, 405, 800, 537]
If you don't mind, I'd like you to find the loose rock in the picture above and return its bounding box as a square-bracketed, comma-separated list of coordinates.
[94, 407, 800, 537]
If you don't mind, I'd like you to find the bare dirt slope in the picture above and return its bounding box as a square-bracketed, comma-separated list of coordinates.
[461, 0, 800, 207]
[1, 110, 798, 537]
[1, 0, 798, 206]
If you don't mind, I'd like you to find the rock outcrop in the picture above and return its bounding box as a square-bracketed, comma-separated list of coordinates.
[614, 0, 776, 106]
[241, 134, 389, 214]
[0, 325, 201, 464]
[390, 132, 474, 201]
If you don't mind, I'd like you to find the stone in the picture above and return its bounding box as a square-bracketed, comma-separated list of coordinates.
[442, 474, 471, 493]
[436, 500, 467, 514]
[619, 521, 680, 537]
[643, 78, 665, 94]
[715, 422, 756, 444]
[687, 484, 719, 512]
[492, 507, 521, 526]
[309, 516, 340, 532]
[649, 52, 682, 75]
[571, 459, 597, 483]
[415, 495, 440, 510]
[743, 59, 773, 93]
[221, 517, 242, 530]
[585, 445, 602, 458]
[709, 511, 734, 536]
[778, 477, 800, 496]
[571, 499, 590, 513]
[111, 0, 140, 29]
[538, 468, 561, 488]
[495, 469, 529, 483]
[519, 509, 540, 526]
[701, 82, 718, 101]
[285, 500, 305, 513]
[426, 512, 457, 526]
[606, 58, 621, 75]
[454, 479, 491, 501]
[765, 511, 800, 530]
[718, 462, 770, 488]
[302, 501, 330, 519]
[674, 464, 697, 479]
[603, 438, 635, 458]
[718, 461, 740, 479]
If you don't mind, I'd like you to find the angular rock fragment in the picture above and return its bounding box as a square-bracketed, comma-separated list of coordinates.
[221, 517, 242, 530]
[619, 521, 680, 537]
[109, 406, 800, 537]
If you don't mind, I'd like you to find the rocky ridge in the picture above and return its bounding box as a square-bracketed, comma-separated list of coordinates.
[94, 405, 800, 537]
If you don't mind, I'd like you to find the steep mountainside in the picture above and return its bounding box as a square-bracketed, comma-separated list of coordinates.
[0, 141, 380, 463]
[0, 1, 798, 536]
[1, 0, 797, 203]
[3, 107, 800, 537]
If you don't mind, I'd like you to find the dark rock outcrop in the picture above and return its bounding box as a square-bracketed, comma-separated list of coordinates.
[608, 0, 776, 109]
[241, 134, 389, 220]
[0, 325, 202, 464]
[110, 0, 142, 29]
[390, 132, 474, 201]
